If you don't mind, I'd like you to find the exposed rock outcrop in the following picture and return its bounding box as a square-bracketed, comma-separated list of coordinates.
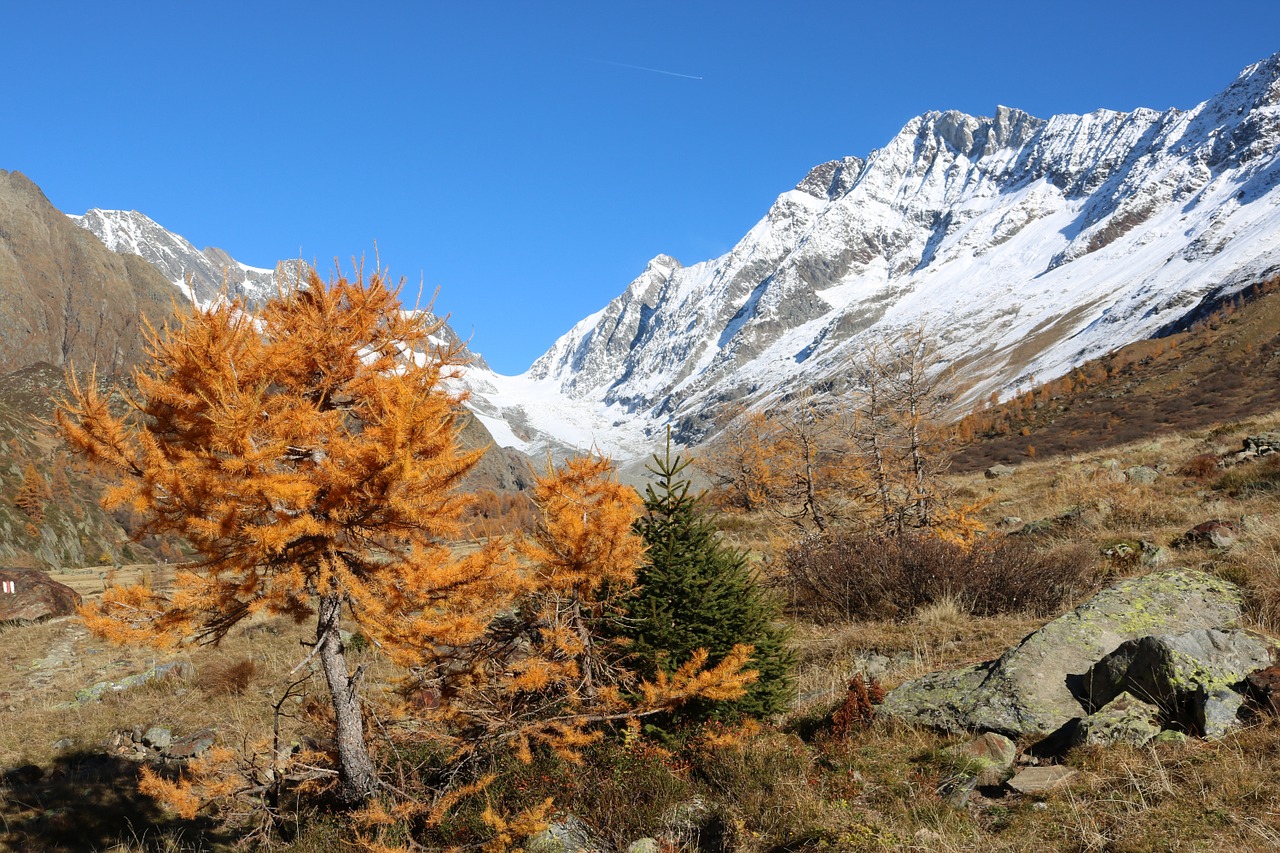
[878, 569, 1268, 740]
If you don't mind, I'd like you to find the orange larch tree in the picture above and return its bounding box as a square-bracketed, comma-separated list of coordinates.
[421, 454, 756, 762]
[57, 263, 515, 805]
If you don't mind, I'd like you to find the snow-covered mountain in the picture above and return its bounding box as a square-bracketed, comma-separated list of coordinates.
[485, 52, 1280, 458]
[70, 54, 1280, 464]
[70, 209, 278, 305]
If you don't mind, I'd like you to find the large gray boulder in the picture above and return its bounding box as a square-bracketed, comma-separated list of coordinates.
[879, 569, 1251, 738]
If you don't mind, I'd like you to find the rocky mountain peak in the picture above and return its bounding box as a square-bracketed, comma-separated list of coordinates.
[478, 53, 1280, 460]
[796, 156, 865, 201]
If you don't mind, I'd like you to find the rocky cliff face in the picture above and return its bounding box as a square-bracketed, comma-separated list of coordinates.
[0, 171, 177, 376]
[504, 53, 1280, 455]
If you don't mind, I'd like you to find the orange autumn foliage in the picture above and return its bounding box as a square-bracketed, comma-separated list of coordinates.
[57, 262, 518, 804]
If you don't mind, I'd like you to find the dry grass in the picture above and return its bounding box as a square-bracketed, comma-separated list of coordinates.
[8, 410, 1280, 849]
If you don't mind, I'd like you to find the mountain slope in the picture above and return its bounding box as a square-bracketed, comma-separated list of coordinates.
[496, 53, 1280, 457]
[0, 171, 178, 376]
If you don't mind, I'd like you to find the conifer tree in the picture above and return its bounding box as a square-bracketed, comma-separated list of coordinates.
[625, 435, 794, 720]
[56, 263, 516, 805]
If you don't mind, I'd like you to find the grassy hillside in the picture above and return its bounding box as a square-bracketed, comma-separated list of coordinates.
[954, 277, 1280, 470]
[5, 399, 1280, 850]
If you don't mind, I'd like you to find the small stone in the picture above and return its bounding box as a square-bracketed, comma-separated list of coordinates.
[143, 726, 173, 751]
[1176, 520, 1239, 550]
[3, 764, 43, 786]
[986, 464, 1017, 479]
[52, 737, 75, 751]
[166, 728, 216, 759]
[1007, 766, 1078, 794]
[526, 815, 603, 853]
[913, 828, 943, 845]
[947, 732, 1017, 787]
[1075, 692, 1162, 748]
[626, 840, 660, 853]
[1125, 466, 1159, 485]
[1150, 730, 1188, 746]
[1202, 688, 1247, 738]
[1245, 665, 1280, 715]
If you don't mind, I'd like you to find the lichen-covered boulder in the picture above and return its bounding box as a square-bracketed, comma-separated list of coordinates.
[1125, 466, 1160, 485]
[879, 569, 1250, 738]
[1081, 628, 1279, 736]
[0, 568, 81, 622]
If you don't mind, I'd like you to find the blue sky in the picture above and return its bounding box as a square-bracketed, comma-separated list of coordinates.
[6, 2, 1279, 373]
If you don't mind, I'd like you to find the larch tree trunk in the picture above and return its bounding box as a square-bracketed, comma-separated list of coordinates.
[316, 592, 379, 804]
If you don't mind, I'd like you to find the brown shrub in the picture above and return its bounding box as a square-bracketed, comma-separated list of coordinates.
[828, 673, 884, 739]
[1180, 453, 1221, 480]
[781, 531, 1095, 621]
[197, 658, 258, 696]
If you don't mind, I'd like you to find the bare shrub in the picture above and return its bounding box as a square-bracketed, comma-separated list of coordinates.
[781, 532, 1095, 621]
[196, 658, 258, 696]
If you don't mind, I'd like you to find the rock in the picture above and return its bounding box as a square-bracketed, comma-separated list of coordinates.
[986, 464, 1017, 479]
[626, 840, 660, 853]
[1151, 730, 1189, 746]
[1100, 459, 1126, 482]
[1125, 465, 1160, 485]
[526, 816, 605, 853]
[1014, 519, 1055, 537]
[166, 728, 216, 759]
[1202, 689, 1248, 738]
[947, 732, 1017, 787]
[1074, 692, 1162, 748]
[52, 737, 76, 751]
[1101, 540, 1139, 563]
[143, 726, 173, 751]
[879, 569, 1251, 738]
[1007, 766, 1078, 794]
[1081, 628, 1278, 735]
[2, 764, 43, 786]
[655, 797, 712, 848]
[73, 660, 195, 705]
[997, 516, 1024, 531]
[1176, 520, 1239, 550]
[1243, 433, 1280, 456]
[0, 568, 81, 622]
[1245, 664, 1280, 716]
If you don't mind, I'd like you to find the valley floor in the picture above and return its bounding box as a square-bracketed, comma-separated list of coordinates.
[6, 412, 1280, 851]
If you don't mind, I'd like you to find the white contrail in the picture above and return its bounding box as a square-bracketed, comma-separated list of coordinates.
[588, 58, 703, 80]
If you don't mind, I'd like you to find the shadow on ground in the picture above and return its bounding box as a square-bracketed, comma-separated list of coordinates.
[0, 750, 228, 851]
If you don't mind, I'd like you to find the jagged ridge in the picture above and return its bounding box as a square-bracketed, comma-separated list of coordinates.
[504, 53, 1280, 457]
